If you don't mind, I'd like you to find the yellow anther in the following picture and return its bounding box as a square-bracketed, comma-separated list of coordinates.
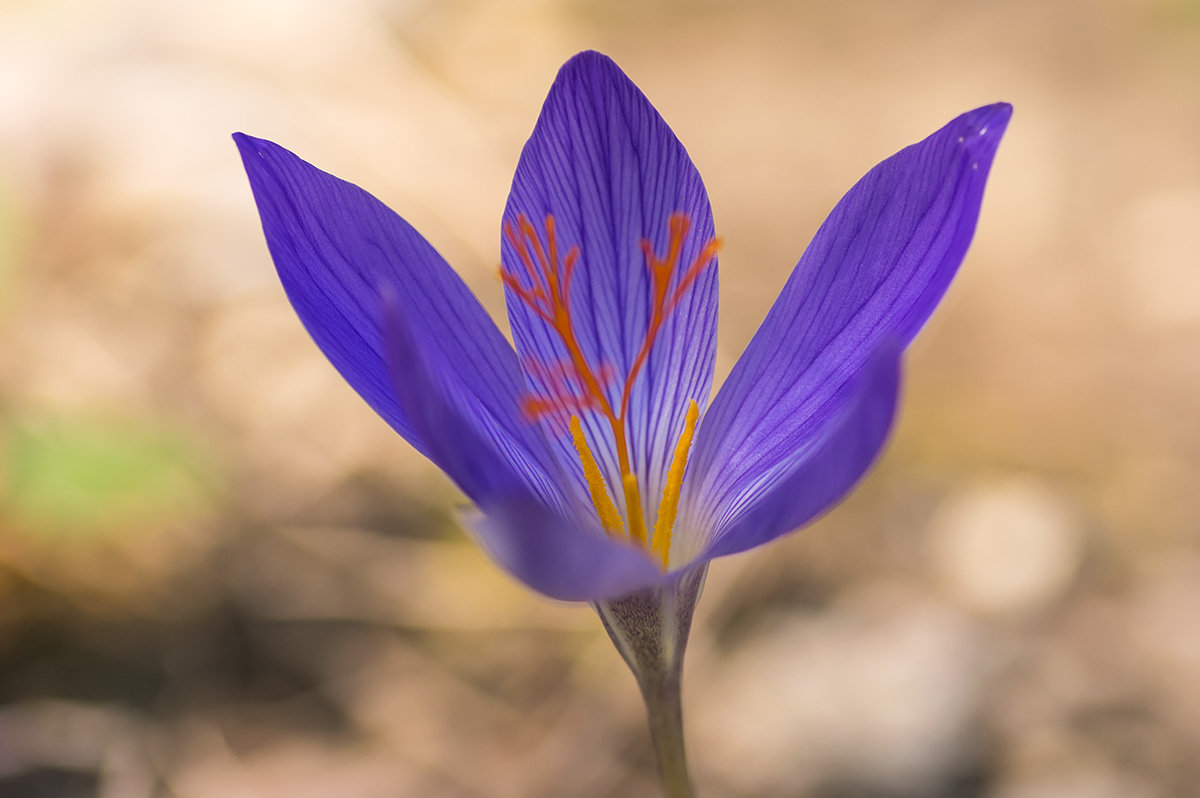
[652, 400, 699, 569]
[622, 472, 648, 547]
[569, 416, 624, 537]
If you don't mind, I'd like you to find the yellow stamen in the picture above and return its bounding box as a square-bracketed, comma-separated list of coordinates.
[569, 416, 624, 536]
[652, 400, 699, 568]
[622, 473, 648, 547]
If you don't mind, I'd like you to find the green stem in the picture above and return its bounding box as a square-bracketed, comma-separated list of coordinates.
[593, 566, 707, 798]
[640, 667, 692, 798]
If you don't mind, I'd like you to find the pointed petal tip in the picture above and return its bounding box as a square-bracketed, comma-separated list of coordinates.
[554, 50, 633, 89]
[956, 102, 1013, 155]
[987, 101, 1014, 121]
[231, 131, 262, 154]
[232, 132, 294, 167]
[561, 49, 616, 70]
[231, 132, 255, 163]
[968, 101, 1013, 125]
[231, 133, 290, 179]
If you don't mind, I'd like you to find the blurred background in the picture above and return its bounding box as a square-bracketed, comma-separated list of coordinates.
[1, 0, 1198, 795]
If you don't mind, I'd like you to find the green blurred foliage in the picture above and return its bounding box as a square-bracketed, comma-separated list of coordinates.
[4, 416, 206, 539]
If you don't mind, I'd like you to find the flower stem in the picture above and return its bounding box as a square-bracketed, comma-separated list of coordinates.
[594, 566, 707, 798]
[639, 665, 693, 797]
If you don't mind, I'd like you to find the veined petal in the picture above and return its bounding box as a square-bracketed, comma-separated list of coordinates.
[501, 51, 719, 514]
[234, 134, 533, 469]
[386, 303, 664, 602]
[683, 103, 1010, 543]
[690, 346, 901, 562]
[380, 288, 575, 514]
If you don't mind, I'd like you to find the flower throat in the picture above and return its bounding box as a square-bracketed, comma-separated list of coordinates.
[501, 212, 719, 567]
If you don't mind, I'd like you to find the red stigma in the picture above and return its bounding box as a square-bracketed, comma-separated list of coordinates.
[500, 212, 720, 428]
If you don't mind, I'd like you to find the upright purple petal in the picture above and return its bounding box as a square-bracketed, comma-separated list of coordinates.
[683, 104, 1011, 547]
[234, 134, 567, 506]
[386, 302, 664, 602]
[502, 51, 719, 518]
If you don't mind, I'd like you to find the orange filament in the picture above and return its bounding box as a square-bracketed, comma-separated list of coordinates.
[502, 212, 720, 561]
[652, 399, 699, 568]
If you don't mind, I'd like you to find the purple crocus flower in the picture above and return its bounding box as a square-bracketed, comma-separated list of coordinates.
[236, 51, 1009, 795]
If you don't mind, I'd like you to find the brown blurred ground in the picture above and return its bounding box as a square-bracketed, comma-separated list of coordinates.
[1, 0, 1198, 796]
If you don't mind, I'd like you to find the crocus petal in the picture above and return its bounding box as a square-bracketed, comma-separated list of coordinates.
[234, 134, 539, 474]
[386, 301, 664, 602]
[692, 346, 901, 562]
[466, 507, 667, 603]
[502, 51, 718, 511]
[683, 103, 1010, 544]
